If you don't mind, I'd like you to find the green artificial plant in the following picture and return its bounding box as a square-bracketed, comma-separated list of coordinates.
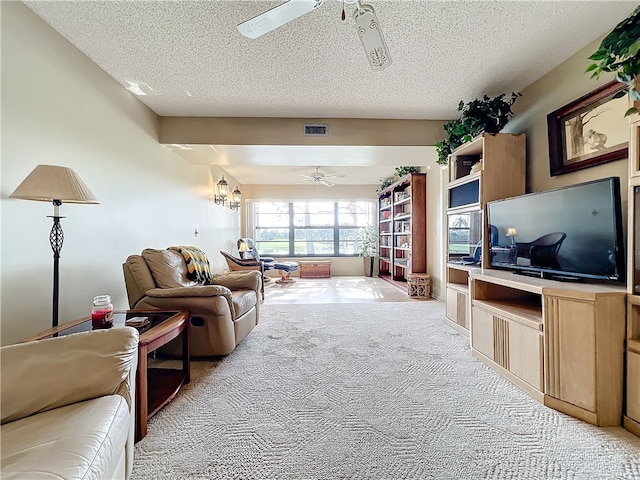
[377, 177, 394, 192]
[435, 92, 521, 165]
[356, 224, 379, 257]
[586, 5, 640, 116]
[394, 166, 421, 177]
[357, 224, 379, 277]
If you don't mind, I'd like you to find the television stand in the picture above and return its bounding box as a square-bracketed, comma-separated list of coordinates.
[470, 269, 626, 426]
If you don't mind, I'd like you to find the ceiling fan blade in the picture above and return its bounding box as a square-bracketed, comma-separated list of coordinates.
[298, 173, 315, 179]
[238, 0, 324, 39]
[320, 179, 334, 187]
[353, 3, 392, 71]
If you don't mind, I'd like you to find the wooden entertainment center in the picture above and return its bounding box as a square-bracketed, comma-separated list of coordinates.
[443, 131, 636, 431]
[625, 112, 640, 436]
[470, 269, 626, 426]
[445, 133, 526, 333]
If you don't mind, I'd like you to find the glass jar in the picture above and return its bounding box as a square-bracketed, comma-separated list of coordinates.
[92, 294, 114, 329]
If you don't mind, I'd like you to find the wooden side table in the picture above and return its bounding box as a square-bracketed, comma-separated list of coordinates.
[23, 309, 190, 442]
[407, 273, 431, 299]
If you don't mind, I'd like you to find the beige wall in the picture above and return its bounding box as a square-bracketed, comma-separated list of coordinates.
[0, 3, 242, 344]
[160, 117, 447, 146]
[505, 36, 629, 253]
[506, 37, 628, 196]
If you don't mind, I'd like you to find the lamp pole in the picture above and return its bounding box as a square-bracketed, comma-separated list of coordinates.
[48, 199, 64, 328]
[9, 165, 100, 330]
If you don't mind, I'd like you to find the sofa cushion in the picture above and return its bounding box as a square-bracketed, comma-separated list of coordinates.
[1, 395, 129, 480]
[142, 248, 198, 289]
[124, 254, 156, 299]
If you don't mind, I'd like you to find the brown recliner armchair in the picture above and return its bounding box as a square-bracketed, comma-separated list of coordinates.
[123, 248, 261, 356]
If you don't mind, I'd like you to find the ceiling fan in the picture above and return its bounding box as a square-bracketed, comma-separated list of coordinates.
[298, 167, 345, 187]
[237, 0, 392, 71]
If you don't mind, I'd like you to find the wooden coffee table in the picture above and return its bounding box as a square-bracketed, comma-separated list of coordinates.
[24, 309, 190, 442]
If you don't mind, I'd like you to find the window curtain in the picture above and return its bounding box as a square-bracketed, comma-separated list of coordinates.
[245, 201, 257, 239]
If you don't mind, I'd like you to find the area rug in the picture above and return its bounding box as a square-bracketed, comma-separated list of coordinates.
[132, 301, 640, 480]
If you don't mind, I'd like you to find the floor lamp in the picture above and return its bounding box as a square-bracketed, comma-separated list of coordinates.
[10, 165, 99, 328]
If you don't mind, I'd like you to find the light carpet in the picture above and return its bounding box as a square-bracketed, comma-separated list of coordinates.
[132, 301, 640, 480]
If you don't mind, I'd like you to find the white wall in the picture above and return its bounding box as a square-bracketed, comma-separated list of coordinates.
[0, 3, 241, 345]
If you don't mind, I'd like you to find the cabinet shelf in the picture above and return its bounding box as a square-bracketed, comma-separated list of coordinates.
[394, 213, 411, 221]
[448, 171, 481, 189]
[394, 197, 411, 206]
[472, 298, 543, 330]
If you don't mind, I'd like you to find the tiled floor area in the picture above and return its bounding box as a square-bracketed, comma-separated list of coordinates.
[263, 276, 419, 304]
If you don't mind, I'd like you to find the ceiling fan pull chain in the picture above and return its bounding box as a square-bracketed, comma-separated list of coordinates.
[341, 0, 346, 20]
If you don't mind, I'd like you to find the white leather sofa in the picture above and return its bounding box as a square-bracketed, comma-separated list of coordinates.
[1, 327, 139, 480]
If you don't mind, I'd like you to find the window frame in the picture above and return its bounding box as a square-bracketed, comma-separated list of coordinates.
[253, 201, 374, 257]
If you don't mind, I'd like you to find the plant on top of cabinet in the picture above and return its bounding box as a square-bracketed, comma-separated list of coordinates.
[586, 5, 640, 117]
[394, 166, 421, 177]
[377, 177, 394, 192]
[435, 92, 522, 165]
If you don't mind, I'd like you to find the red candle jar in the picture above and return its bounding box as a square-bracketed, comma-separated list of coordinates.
[92, 295, 114, 329]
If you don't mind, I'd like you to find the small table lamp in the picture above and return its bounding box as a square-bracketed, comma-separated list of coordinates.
[10, 165, 99, 328]
[505, 227, 518, 246]
[238, 240, 250, 259]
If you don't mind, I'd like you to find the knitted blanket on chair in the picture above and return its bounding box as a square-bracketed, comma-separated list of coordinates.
[168, 245, 213, 284]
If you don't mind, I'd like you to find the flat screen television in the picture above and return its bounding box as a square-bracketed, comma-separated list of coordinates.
[486, 177, 625, 282]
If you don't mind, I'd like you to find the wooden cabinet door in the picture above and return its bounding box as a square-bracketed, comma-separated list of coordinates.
[545, 296, 597, 412]
[471, 307, 494, 360]
[509, 321, 543, 390]
[445, 287, 458, 323]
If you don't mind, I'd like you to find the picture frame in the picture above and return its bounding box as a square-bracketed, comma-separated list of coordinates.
[547, 81, 629, 176]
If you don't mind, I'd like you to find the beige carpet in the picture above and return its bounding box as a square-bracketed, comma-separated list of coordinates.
[132, 301, 640, 480]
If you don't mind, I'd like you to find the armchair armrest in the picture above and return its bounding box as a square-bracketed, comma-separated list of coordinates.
[1, 327, 139, 425]
[212, 270, 261, 293]
[145, 285, 232, 298]
[145, 285, 236, 318]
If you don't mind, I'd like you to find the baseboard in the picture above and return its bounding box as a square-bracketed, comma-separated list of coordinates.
[624, 415, 640, 437]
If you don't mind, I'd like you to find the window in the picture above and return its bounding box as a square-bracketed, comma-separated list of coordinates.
[252, 201, 375, 256]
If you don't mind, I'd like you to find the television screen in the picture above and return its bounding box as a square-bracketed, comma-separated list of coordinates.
[487, 177, 625, 282]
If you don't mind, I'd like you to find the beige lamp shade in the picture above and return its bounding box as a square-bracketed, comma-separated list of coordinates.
[505, 227, 518, 237]
[9, 165, 99, 204]
[238, 241, 250, 253]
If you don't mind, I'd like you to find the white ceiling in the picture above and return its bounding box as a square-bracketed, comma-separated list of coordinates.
[23, 0, 637, 186]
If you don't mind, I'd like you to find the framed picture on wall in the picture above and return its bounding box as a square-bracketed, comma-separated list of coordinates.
[547, 81, 629, 176]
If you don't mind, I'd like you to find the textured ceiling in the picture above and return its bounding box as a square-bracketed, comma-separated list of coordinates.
[23, 0, 637, 185]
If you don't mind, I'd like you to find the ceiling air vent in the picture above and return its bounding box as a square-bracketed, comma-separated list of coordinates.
[303, 124, 328, 136]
